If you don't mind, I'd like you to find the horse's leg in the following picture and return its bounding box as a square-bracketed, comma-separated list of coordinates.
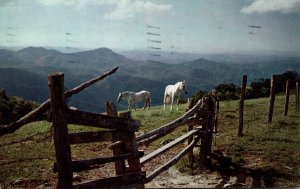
[176, 98, 179, 110]
[170, 95, 174, 111]
[148, 96, 151, 109]
[163, 94, 167, 110]
[143, 100, 147, 110]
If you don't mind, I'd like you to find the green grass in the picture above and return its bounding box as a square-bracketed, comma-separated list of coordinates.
[0, 122, 55, 187]
[0, 104, 188, 187]
[214, 93, 300, 187]
[0, 95, 299, 187]
[131, 105, 187, 147]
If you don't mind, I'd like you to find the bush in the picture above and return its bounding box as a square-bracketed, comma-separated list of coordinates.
[246, 78, 270, 99]
[215, 83, 240, 101]
[191, 90, 208, 102]
[0, 88, 39, 124]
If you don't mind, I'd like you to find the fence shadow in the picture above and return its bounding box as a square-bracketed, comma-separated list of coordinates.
[208, 151, 293, 188]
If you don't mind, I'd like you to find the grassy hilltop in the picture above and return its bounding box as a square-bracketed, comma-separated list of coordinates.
[0, 93, 299, 188]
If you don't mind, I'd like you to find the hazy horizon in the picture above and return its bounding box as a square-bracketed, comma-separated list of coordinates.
[1, 45, 299, 57]
[1, 0, 300, 55]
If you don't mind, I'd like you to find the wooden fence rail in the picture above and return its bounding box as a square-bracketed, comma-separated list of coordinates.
[64, 107, 140, 131]
[137, 96, 216, 184]
[140, 129, 200, 165]
[136, 99, 204, 145]
[145, 136, 201, 183]
[0, 66, 119, 136]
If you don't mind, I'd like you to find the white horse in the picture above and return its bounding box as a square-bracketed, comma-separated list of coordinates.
[117, 90, 151, 110]
[163, 81, 188, 111]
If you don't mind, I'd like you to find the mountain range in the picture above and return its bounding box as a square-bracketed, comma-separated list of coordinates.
[0, 47, 299, 112]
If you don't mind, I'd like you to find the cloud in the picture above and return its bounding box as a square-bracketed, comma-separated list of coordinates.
[34, 0, 115, 11]
[134, 1, 172, 13]
[0, 0, 79, 7]
[0, 0, 116, 9]
[241, 0, 300, 14]
[104, 0, 172, 20]
[37, 0, 117, 6]
[0, 0, 172, 19]
[38, 0, 97, 10]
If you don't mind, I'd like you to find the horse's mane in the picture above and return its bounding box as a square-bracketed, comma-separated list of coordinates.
[175, 81, 185, 85]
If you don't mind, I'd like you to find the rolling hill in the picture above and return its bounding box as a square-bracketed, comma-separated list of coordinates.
[0, 47, 299, 112]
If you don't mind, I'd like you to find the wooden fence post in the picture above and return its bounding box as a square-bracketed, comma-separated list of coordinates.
[296, 81, 300, 112]
[215, 100, 219, 133]
[284, 79, 290, 116]
[199, 97, 215, 165]
[186, 98, 195, 165]
[117, 112, 143, 176]
[238, 75, 247, 137]
[48, 73, 73, 189]
[106, 101, 126, 175]
[211, 90, 219, 133]
[268, 75, 276, 123]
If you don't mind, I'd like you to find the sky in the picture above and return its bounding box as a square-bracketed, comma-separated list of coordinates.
[0, 0, 300, 54]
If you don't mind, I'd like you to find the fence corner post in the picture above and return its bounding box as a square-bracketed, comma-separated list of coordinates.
[48, 72, 73, 189]
[186, 98, 195, 165]
[284, 79, 290, 116]
[296, 81, 300, 112]
[106, 101, 127, 175]
[198, 96, 215, 166]
[238, 75, 247, 137]
[268, 75, 276, 124]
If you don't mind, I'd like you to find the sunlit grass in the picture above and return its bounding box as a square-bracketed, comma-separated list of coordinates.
[214, 93, 300, 186]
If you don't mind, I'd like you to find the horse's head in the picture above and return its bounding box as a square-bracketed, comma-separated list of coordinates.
[179, 81, 188, 94]
[117, 92, 123, 102]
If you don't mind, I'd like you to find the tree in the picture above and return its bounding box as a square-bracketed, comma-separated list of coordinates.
[246, 78, 270, 99]
[275, 71, 300, 93]
[215, 83, 240, 100]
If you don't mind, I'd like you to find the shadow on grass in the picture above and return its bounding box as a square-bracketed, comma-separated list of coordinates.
[206, 151, 296, 188]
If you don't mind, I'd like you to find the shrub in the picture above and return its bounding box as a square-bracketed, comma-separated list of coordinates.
[0, 88, 39, 124]
[215, 83, 240, 101]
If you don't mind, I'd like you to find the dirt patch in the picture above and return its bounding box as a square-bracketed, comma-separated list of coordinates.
[145, 167, 221, 188]
[144, 149, 299, 188]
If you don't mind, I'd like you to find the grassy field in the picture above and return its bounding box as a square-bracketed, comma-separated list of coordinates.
[0, 93, 299, 188]
[205, 92, 300, 187]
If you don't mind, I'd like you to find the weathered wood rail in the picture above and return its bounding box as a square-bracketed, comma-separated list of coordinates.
[0, 66, 119, 136]
[136, 96, 217, 183]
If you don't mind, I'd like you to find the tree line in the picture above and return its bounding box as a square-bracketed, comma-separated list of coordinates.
[192, 71, 299, 101]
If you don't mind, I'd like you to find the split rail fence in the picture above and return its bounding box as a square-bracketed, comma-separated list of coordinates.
[48, 72, 217, 188]
[0, 67, 218, 189]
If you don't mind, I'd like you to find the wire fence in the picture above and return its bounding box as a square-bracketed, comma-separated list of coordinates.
[216, 92, 297, 136]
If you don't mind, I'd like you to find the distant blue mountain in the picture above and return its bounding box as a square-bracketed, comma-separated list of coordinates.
[0, 47, 299, 112]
